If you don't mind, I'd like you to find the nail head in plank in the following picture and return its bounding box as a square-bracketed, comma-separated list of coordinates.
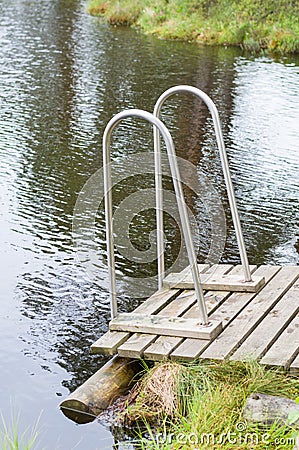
[110, 313, 222, 340]
[201, 266, 299, 361]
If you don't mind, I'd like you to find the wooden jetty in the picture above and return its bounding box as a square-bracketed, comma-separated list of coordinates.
[91, 263, 299, 372]
[61, 93, 299, 424]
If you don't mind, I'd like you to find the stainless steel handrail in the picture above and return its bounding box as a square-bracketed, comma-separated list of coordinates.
[153, 85, 252, 285]
[103, 109, 209, 324]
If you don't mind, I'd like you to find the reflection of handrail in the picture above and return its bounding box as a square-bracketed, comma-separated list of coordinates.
[153, 85, 252, 285]
[103, 109, 208, 324]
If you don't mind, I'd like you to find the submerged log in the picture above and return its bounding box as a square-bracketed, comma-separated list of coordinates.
[243, 393, 299, 428]
[60, 356, 142, 424]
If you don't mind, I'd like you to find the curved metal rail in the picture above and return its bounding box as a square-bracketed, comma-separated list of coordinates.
[103, 109, 209, 324]
[153, 85, 252, 286]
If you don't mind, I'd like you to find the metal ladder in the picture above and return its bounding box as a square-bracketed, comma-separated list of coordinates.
[153, 86, 252, 289]
[103, 87, 259, 327]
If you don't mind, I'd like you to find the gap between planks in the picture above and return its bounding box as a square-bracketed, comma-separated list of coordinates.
[91, 264, 210, 355]
[200, 266, 299, 362]
[117, 264, 233, 359]
[231, 278, 299, 363]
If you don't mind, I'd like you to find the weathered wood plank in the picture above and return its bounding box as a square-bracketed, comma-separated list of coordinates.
[144, 336, 184, 361]
[158, 263, 210, 289]
[200, 266, 299, 361]
[117, 264, 211, 358]
[183, 264, 257, 320]
[231, 279, 299, 361]
[91, 286, 181, 354]
[164, 272, 265, 292]
[171, 264, 269, 361]
[290, 353, 299, 375]
[110, 313, 222, 340]
[117, 289, 196, 358]
[91, 330, 131, 355]
[117, 333, 157, 358]
[179, 263, 211, 276]
[260, 314, 299, 369]
[143, 264, 234, 360]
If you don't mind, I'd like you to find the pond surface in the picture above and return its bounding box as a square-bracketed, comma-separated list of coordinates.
[0, 0, 298, 448]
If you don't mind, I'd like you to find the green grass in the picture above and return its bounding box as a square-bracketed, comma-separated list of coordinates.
[117, 360, 299, 449]
[87, 0, 299, 53]
[0, 412, 41, 450]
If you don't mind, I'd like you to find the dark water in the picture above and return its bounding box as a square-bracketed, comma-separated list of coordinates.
[0, 0, 298, 448]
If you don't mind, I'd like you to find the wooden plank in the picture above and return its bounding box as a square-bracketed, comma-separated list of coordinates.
[171, 266, 279, 361]
[182, 264, 257, 319]
[290, 353, 299, 375]
[179, 263, 211, 276]
[91, 330, 130, 355]
[117, 289, 197, 358]
[143, 336, 184, 361]
[110, 313, 222, 340]
[143, 264, 234, 360]
[91, 286, 181, 354]
[116, 333, 157, 358]
[164, 272, 265, 292]
[260, 314, 299, 369]
[117, 264, 211, 358]
[200, 266, 299, 361]
[170, 264, 269, 361]
[158, 263, 210, 289]
[231, 279, 299, 361]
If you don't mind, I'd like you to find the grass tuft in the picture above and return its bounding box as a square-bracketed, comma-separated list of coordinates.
[0, 411, 41, 450]
[116, 359, 299, 449]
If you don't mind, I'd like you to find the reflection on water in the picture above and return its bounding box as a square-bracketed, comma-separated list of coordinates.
[0, 0, 298, 448]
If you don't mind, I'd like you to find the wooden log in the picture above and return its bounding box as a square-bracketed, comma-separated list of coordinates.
[60, 356, 141, 424]
[243, 393, 299, 428]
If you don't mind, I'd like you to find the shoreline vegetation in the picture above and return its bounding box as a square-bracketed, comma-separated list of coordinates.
[112, 360, 299, 449]
[87, 0, 299, 54]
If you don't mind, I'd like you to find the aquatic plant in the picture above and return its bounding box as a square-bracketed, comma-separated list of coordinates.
[0, 411, 41, 450]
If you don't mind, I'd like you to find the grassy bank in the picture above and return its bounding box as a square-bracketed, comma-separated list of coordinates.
[115, 360, 299, 449]
[87, 0, 299, 53]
